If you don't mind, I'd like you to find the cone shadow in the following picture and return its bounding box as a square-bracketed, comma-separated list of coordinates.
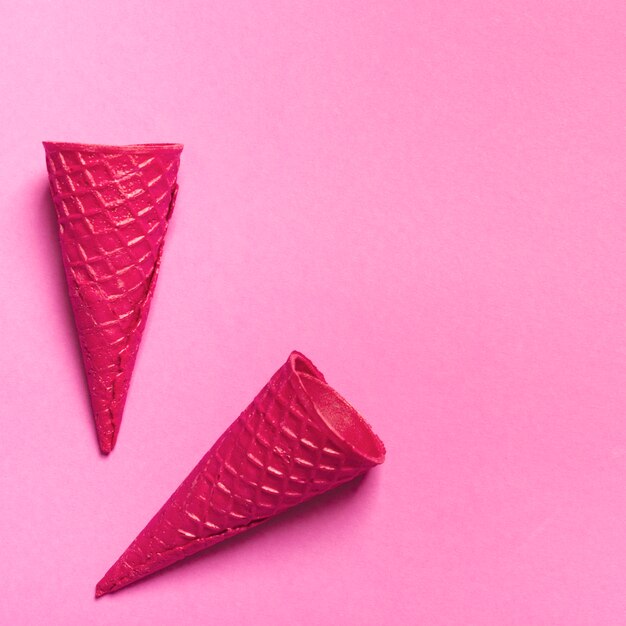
[39, 184, 98, 451]
[98, 472, 375, 597]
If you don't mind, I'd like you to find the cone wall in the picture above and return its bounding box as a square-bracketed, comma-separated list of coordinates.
[44, 142, 183, 453]
[96, 351, 385, 596]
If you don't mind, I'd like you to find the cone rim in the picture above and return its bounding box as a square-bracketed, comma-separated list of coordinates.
[95, 352, 385, 596]
[42, 141, 183, 154]
[288, 351, 386, 465]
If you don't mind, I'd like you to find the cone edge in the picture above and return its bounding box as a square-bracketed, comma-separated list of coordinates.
[42, 141, 184, 155]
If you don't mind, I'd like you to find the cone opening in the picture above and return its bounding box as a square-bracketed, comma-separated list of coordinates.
[291, 354, 385, 465]
[43, 141, 183, 154]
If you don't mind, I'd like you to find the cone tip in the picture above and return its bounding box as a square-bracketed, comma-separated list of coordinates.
[97, 428, 117, 455]
[95, 560, 138, 597]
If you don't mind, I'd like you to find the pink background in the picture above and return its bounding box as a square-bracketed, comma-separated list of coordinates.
[1, 1, 625, 624]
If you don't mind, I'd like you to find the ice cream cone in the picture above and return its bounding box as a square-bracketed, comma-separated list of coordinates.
[96, 351, 385, 596]
[43, 142, 183, 454]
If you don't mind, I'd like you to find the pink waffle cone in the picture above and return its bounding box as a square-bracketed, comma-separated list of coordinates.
[96, 351, 385, 596]
[44, 142, 183, 454]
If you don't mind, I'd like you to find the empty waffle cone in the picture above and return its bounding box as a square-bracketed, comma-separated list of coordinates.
[96, 351, 385, 596]
[43, 142, 183, 454]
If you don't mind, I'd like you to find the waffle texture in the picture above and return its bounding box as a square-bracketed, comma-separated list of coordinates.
[96, 351, 385, 596]
[44, 142, 183, 454]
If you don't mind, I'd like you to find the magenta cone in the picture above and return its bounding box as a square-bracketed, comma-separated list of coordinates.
[44, 142, 182, 453]
[96, 351, 385, 595]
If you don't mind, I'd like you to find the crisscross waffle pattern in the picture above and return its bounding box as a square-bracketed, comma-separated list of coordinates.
[96, 352, 383, 595]
[44, 144, 182, 453]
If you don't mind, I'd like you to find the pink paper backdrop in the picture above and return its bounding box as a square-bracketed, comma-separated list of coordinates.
[1, 1, 625, 624]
